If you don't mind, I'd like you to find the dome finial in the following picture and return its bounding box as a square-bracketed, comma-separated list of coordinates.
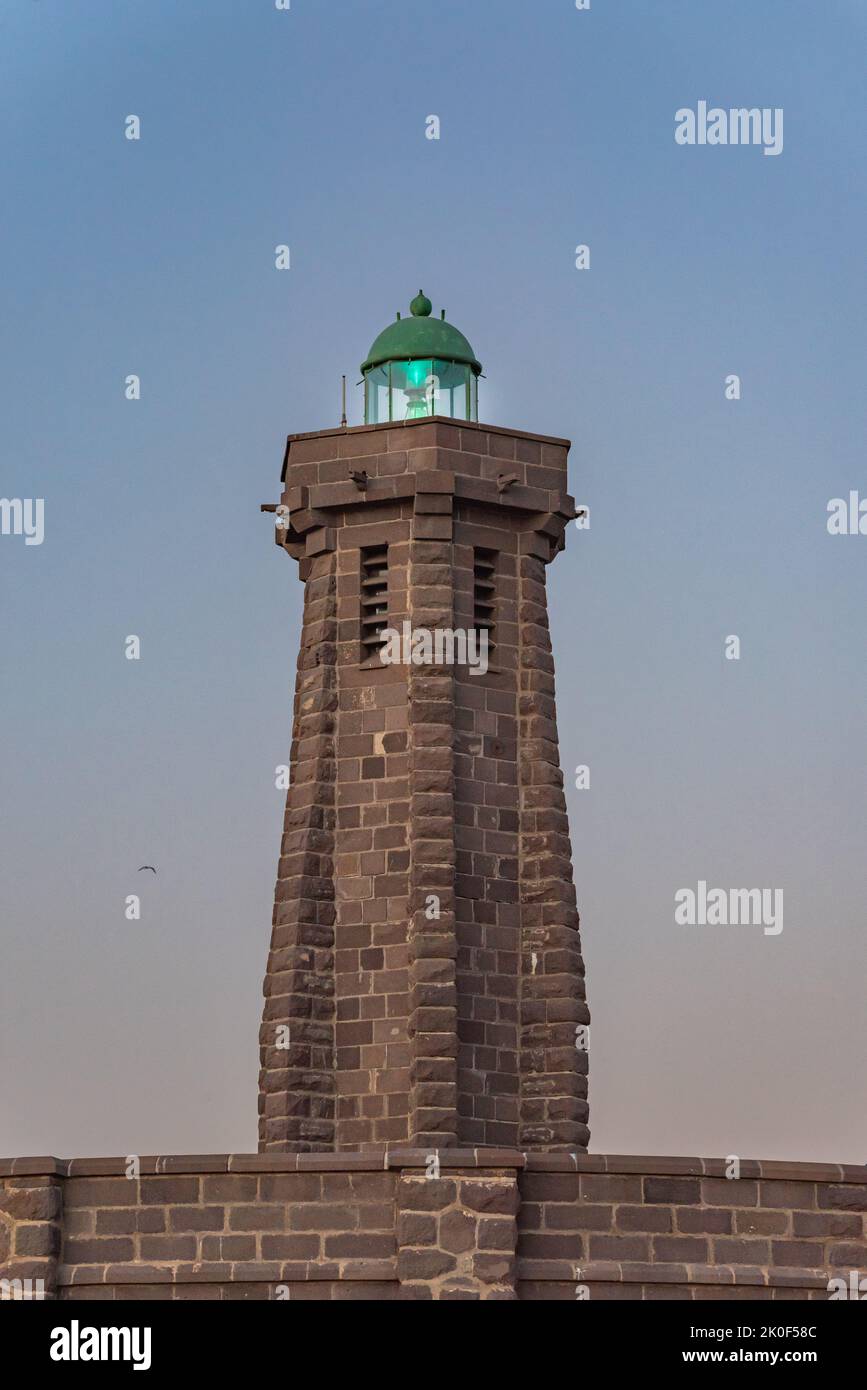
[410, 289, 432, 318]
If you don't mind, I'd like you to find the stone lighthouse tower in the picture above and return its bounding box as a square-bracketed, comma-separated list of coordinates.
[258, 293, 588, 1154]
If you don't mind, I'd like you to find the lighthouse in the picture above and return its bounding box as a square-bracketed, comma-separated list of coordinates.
[258, 293, 588, 1154]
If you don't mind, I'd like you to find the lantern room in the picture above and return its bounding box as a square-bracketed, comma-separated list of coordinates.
[361, 290, 482, 424]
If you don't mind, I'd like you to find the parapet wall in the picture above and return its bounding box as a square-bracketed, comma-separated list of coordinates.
[1, 1152, 864, 1301]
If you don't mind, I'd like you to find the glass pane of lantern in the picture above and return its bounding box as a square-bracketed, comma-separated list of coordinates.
[364, 365, 389, 424]
[431, 359, 468, 417]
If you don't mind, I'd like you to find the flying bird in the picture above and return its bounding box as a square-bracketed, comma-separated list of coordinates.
[138, 866, 157, 874]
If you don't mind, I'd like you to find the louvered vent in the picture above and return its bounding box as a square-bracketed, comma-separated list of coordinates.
[360, 545, 389, 662]
[473, 548, 497, 663]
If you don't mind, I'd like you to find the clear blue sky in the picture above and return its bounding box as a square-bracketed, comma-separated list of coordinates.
[1, 0, 865, 1161]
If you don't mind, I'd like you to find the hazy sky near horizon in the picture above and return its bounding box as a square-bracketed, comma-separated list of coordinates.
[1, 0, 864, 1163]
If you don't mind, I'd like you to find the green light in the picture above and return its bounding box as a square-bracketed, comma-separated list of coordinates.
[406, 359, 428, 388]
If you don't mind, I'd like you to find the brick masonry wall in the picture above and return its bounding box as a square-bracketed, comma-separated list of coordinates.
[517, 1155, 867, 1300]
[0, 1172, 63, 1300]
[453, 527, 521, 1149]
[2, 1154, 864, 1301]
[259, 418, 588, 1153]
[258, 548, 337, 1151]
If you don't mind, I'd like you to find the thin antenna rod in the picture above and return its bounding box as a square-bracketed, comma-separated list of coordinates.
[340, 374, 347, 427]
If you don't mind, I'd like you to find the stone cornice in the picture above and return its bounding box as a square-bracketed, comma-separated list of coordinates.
[3, 1152, 864, 1182]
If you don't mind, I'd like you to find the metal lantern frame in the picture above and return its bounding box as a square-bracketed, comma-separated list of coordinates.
[363, 356, 479, 424]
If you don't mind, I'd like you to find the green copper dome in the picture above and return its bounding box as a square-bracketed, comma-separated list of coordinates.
[361, 291, 482, 375]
